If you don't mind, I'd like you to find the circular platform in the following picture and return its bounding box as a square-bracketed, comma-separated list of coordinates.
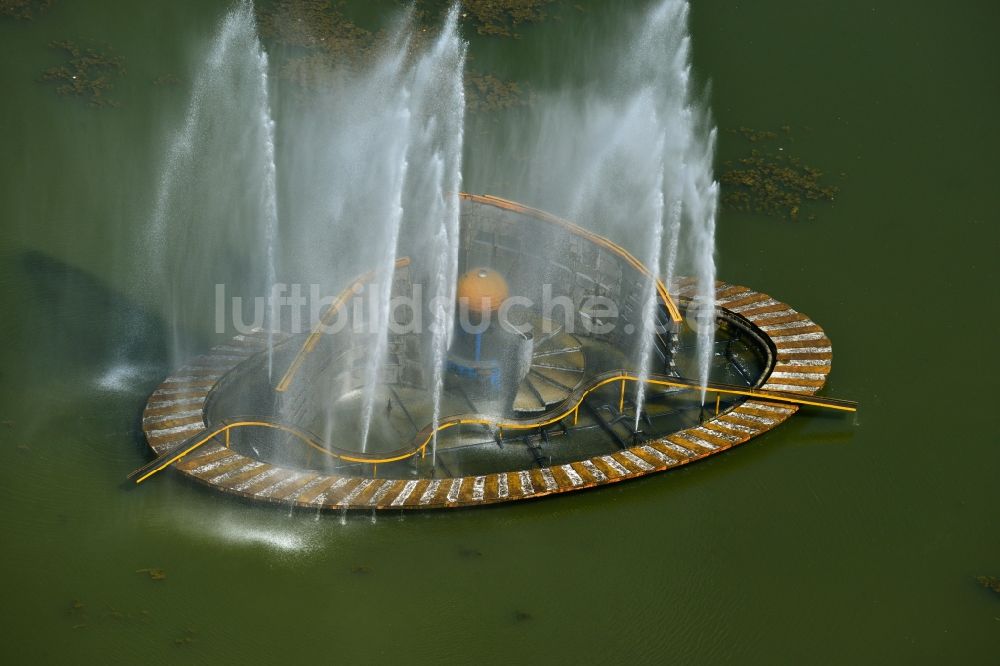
[140, 277, 834, 510]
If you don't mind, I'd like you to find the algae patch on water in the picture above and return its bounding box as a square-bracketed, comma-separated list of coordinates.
[40, 40, 126, 107]
[977, 575, 1000, 596]
[258, 0, 376, 63]
[465, 72, 528, 112]
[1, 0, 53, 20]
[136, 567, 167, 581]
[387, 0, 563, 38]
[720, 126, 840, 222]
[449, 0, 558, 38]
[257, 0, 527, 112]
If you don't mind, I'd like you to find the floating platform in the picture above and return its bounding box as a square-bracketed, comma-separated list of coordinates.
[139, 279, 839, 510]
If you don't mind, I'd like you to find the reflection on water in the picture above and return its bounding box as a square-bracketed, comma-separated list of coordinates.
[176, 508, 325, 555]
[15, 250, 169, 377]
[95, 362, 165, 393]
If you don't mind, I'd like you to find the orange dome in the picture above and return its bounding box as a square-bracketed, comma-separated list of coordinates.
[456, 268, 509, 313]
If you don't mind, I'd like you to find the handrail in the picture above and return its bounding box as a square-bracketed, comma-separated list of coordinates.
[459, 193, 684, 323]
[406, 370, 857, 454]
[132, 372, 856, 485]
[274, 257, 411, 392]
[130, 417, 431, 485]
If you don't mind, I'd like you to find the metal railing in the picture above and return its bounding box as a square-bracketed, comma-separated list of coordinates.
[131, 371, 856, 485]
[460, 193, 684, 323]
[274, 257, 411, 393]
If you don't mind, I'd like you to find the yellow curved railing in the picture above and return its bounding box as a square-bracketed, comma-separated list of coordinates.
[274, 257, 411, 393]
[131, 418, 428, 485]
[459, 193, 684, 323]
[406, 370, 857, 455]
[132, 372, 856, 485]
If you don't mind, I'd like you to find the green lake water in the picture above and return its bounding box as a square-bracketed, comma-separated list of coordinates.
[1, 0, 998, 662]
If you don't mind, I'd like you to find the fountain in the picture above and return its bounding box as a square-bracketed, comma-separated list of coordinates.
[145, 0, 281, 368]
[130, 0, 856, 510]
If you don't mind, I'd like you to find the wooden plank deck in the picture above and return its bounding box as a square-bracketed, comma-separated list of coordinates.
[141, 282, 836, 510]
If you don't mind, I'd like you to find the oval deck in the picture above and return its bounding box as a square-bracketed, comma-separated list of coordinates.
[141, 280, 833, 510]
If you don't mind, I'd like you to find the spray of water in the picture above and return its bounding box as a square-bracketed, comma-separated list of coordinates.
[145, 0, 280, 367]
[353, 8, 467, 453]
[633, 157, 666, 431]
[256, 47, 280, 381]
[356, 115, 409, 453]
[421, 9, 466, 467]
[506, 0, 717, 422]
[684, 118, 719, 402]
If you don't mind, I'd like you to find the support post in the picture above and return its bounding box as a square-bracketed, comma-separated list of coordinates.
[715, 393, 720, 416]
[619, 377, 626, 413]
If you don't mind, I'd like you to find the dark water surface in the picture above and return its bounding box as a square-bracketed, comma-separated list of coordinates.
[1, 0, 998, 662]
